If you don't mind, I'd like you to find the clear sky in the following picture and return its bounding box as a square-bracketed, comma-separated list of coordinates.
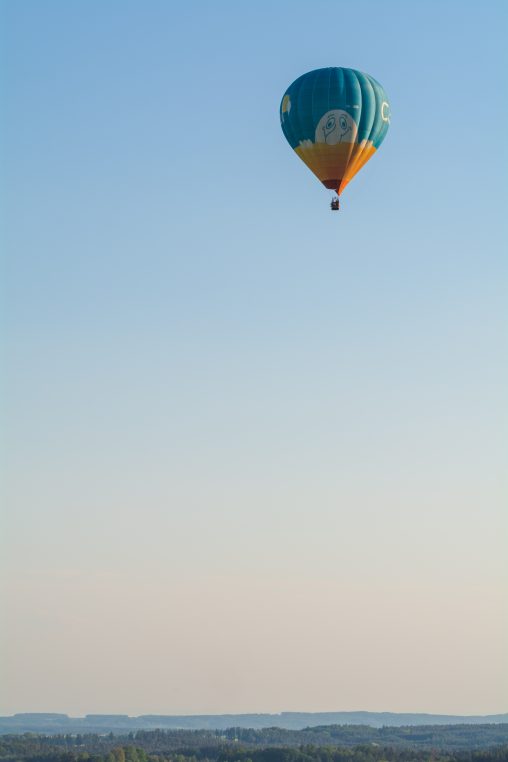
[1, 0, 507, 716]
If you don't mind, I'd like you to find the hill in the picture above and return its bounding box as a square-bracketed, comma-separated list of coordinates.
[1, 713, 507, 735]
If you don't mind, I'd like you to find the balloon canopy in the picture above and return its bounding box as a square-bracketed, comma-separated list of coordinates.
[280, 67, 390, 196]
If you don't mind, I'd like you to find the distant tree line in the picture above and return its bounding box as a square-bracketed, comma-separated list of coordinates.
[217, 726, 508, 751]
[4, 725, 508, 753]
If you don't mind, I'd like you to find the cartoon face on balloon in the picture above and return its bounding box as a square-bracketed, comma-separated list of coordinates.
[315, 110, 357, 145]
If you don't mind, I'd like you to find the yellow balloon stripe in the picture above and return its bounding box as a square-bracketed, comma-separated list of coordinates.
[294, 141, 377, 194]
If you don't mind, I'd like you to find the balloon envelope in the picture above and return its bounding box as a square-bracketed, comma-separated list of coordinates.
[280, 67, 390, 195]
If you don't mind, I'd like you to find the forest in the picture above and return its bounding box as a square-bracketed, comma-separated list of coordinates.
[1, 726, 507, 762]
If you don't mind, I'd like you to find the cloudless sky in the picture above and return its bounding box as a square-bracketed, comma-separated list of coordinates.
[1, 0, 507, 716]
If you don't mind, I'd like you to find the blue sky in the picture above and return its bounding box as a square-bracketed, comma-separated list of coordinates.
[1, 0, 507, 715]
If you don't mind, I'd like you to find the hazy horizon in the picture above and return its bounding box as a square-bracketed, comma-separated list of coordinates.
[2, 0, 507, 718]
[3, 709, 508, 718]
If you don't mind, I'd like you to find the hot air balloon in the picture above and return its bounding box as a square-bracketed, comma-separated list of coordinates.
[280, 67, 390, 210]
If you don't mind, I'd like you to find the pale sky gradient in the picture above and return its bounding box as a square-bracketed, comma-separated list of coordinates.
[1, 0, 507, 716]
